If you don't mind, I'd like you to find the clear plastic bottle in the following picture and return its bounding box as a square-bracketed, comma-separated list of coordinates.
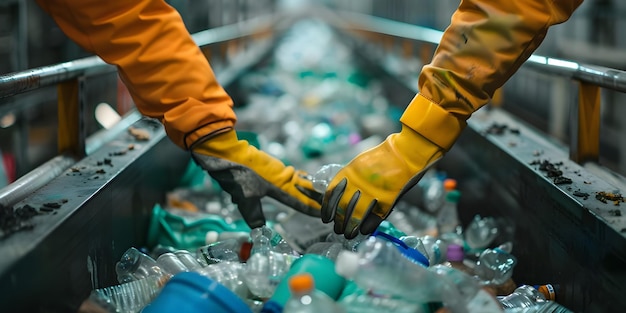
[251, 225, 295, 255]
[424, 175, 456, 214]
[475, 248, 518, 295]
[325, 232, 369, 251]
[196, 237, 253, 265]
[89, 275, 162, 313]
[436, 190, 461, 235]
[464, 215, 499, 250]
[243, 248, 298, 298]
[115, 247, 167, 284]
[197, 261, 251, 300]
[429, 265, 503, 313]
[418, 235, 446, 265]
[173, 250, 204, 272]
[283, 273, 345, 313]
[156, 252, 190, 276]
[499, 285, 546, 309]
[334, 236, 450, 305]
[304, 241, 345, 261]
[311, 163, 343, 193]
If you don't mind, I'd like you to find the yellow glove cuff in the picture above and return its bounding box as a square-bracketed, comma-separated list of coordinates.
[399, 93, 466, 151]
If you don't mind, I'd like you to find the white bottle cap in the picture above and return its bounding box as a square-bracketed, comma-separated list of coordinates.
[335, 250, 360, 279]
[205, 231, 219, 244]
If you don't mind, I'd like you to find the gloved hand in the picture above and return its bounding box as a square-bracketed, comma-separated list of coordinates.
[192, 129, 322, 229]
[321, 116, 444, 239]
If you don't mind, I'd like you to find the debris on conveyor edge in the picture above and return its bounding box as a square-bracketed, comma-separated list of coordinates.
[128, 126, 150, 141]
[483, 122, 520, 136]
[0, 198, 70, 239]
[0, 204, 37, 239]
[595, 191, 625, 206]
[529, 159, 573, 185]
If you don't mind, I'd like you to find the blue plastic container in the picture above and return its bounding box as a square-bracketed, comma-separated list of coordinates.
[141, 272, 252, 313]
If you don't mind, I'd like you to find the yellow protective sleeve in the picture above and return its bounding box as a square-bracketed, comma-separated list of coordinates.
[402, 0, 583, 150]
[36, 0, 236, 150]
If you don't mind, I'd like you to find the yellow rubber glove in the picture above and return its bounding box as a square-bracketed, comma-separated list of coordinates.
[322, 0, 582, 239]
[322, 111, 443, 238]
[192, 129, 322, 229]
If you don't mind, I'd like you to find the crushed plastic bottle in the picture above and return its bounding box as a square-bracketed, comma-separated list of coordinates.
[475, 247, 518, 295]
[311, 163, 343, 193]
[464, 215, 499, 250]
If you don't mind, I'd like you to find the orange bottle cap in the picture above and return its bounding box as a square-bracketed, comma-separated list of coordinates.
[537, 284, 556, 301]
[289, 273, 315, 293]
[443, 178, 457, 191]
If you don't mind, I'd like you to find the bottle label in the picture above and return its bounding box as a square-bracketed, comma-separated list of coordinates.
[466, 289, 503, 313]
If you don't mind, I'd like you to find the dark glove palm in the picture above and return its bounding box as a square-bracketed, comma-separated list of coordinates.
[192, 130, 322, 228]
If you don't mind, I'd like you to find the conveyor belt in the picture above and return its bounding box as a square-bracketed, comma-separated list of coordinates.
[1, 10, 626, 313]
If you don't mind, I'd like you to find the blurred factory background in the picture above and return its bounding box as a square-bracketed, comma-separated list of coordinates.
[0, 0, 625, 184]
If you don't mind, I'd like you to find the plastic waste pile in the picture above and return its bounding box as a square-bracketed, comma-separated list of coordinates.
[88, 19, 573, 313]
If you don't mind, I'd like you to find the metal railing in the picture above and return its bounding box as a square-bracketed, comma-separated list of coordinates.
[327, 11, 626, 165]
[0, 14, 283, 208]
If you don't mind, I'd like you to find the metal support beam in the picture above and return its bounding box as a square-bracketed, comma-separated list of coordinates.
[57, 77, 86, 158]
[570, 82, 601, 163]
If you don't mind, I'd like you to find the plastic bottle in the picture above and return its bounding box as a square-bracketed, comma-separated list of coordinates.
[251, 225, 295, 255]
[442, 244, 475, 276]
[89, 275, 162, 313]
[429, 265, 503, 313]
[115, 247, 167, 284]
[282, 273, 345, 313]
[304, 241, 345, 261]
[325, 231, 369, 251]
[436, 190, 461, 235]
[533, 284, 561, 302]
[418, 235, 446, 265]
[475, 247, 518, 295]
[423, 175, 456, 214]
[387, 201, 438, 237]
[335, 236, 447, 305]
[311, 163, 343, 193]
[205, 230, 250, 245]
[196, 237, 253, 265]
[464, 215, 499, 251]
[197, 261, 251, 300]
[399, 235, 429, 262]
[499, 285, 547, 309]
[504, 301, 573, 313]
[243, 247, 298, 298]
[156, 252, 190, 276]
[173, 250, 204, 272]
[263, 254, 347, 313]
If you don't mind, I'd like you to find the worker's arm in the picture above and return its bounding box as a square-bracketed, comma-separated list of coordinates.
[37, 0, 321, 228]
[322, 0, 583, 238]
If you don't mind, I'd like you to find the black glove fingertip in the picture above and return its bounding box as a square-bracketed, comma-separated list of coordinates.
[321, 178, 347, 223]
[341, 190, 360, 239]
[236, 197, 266, 229]
[359, 200, 382, 235]
[295, 185, 323, 204]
